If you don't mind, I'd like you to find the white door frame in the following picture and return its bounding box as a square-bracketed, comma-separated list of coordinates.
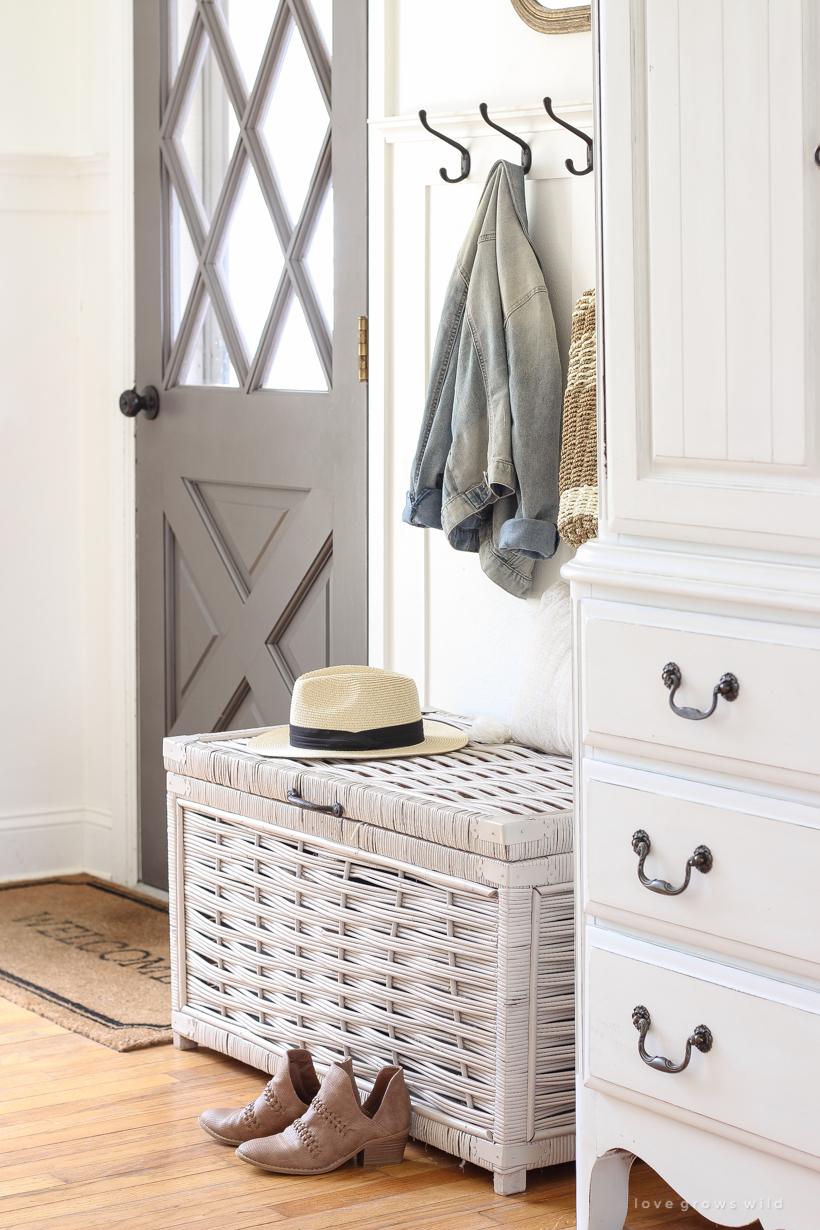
[109, 0, 139, 889]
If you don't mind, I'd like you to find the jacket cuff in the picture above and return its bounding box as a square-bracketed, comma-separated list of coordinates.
[498, 517, 559, 560]
[447, 524, 480, 553]
[403, 488, 442, 529]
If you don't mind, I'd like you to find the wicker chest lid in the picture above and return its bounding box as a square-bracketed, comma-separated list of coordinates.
[164, 712, 572, 863]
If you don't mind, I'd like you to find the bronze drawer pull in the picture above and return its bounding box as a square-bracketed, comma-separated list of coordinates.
[632, 1005, 713, 1073]
[632, 830, 713, 895]
[287, 788, 344, 818]
[662, 662, 739, 720]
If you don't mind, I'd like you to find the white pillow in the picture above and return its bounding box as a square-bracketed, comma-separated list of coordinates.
[507, 580, 572, 757]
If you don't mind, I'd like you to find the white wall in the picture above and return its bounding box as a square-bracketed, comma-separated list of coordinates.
[369, 0, 595, 723]
[0, 0, 588, 885]
[0, 1, 136, 884]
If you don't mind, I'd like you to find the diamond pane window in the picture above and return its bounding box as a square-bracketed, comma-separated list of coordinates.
[305, 185, 333, 329]
[308, 0, 332, 54]
[170, 186, 199, 342]
[164, 0, 333, 389]
[220, 169, 283, 356]
[262, 23, 329, 225]
[265, 296, 327, 391]
[183, 300, 240, 387]
[179, 41, 240, 221]
[217, 0, 279, 92]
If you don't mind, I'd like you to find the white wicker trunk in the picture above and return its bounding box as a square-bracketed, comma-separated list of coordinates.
[164, 717, 574, 1194]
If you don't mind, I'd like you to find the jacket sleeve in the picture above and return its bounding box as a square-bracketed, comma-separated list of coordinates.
[403, 269, 467, 531]
[402, 349, 457, 529]
[497, 285, 563, 559]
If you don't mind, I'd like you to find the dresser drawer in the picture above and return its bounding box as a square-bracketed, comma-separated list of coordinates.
[585, 774, 820, 972]
[587, 938, 820, 1158]
[580, 601, 820, 785]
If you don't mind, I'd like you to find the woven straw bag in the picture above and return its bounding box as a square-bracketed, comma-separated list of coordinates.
[557, 288, 597, 547]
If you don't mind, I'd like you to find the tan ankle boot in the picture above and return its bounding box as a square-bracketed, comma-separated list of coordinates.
[235, 1062, 411, 1174]
[199, 1051, 357, 1145]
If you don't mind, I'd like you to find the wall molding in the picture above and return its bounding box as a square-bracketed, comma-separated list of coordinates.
[0, 154, 108, 212]
[0, 3, 137, 890]
[370, 103, 593, 144]
[0, 804, 111, 833]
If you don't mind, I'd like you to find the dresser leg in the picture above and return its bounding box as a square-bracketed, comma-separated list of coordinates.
[494, 1167, 526, 1195]
[578, 1149, 635, 1230]
[173, 1031, 198, 1050]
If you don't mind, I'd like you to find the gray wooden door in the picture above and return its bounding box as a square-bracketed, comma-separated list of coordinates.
[134, 0, 367, 889]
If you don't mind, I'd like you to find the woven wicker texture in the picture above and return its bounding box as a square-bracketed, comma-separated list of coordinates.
[177, 807, 575, 1138]
[166, 719, 573, 862]
[290, 666, 422, 730]
[174, 778, 572, 883]
[557, 288, 597, 547]
[509, 0, 590, 34]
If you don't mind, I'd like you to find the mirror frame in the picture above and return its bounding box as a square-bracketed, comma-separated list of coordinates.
[509, 0, 590, 33]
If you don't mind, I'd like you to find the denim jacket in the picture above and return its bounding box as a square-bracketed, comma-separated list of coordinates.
[402, 160, 562, 598]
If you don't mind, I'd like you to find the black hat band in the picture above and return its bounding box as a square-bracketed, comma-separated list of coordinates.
[288, 718, 425, 752]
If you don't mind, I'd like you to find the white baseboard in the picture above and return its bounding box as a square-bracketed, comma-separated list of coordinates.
[0, 808, 112, 882]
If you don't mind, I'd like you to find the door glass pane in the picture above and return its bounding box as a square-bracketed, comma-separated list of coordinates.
[305, 184, 333, 329]
[308, 0, 332, 55]
[165, 0, 333, 389]
[183, 299, 240, 387]
[265, 296, 327, 390]
[262, 22, 329, 225]
[178, 41, 240, 221]
[170, 185, 199, 342]
[217, 0, 279, 92]
[220, 169, 283, 356]
[173, 0, 198, 82]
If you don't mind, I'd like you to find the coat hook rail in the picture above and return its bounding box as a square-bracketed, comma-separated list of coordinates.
[543, 97, 593, 176]
[479, 103, 532, 174]
[418, 110, 471, 183]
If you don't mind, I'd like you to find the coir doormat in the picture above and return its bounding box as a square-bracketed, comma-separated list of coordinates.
[0, 874, 172, 1051]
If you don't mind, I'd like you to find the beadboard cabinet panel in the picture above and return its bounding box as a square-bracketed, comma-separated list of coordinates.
[599, 0, 820, 551]
[649, 0, 807, 468]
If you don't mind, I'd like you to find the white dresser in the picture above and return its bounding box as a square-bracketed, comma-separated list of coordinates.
[567, 3, 820, 1227]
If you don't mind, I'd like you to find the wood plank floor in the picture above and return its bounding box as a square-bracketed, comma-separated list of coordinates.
[0, 997, 757, 1230]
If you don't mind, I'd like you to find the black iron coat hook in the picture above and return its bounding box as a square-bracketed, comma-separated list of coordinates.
[418, 110, 471, 183]
[479, 103, 532, 173]
[543, 97, 593, 175]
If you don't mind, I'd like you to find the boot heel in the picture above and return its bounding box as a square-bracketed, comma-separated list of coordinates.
[359, 1131, 409, 1166]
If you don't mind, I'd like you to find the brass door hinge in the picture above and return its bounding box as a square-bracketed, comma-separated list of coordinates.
[358, 315, 368, 382]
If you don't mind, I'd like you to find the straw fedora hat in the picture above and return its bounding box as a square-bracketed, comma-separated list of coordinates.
[247, 665, 468, 759]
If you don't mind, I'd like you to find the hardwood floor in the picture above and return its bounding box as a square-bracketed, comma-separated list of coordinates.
[0, 997, 757, 1229]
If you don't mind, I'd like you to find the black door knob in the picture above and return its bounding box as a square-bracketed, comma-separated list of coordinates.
[120, 385, 159, 419]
